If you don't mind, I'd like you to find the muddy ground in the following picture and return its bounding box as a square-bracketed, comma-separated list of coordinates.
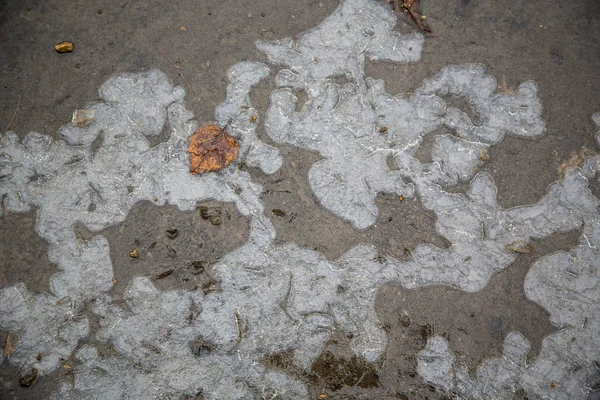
[1, 0, 599, 398]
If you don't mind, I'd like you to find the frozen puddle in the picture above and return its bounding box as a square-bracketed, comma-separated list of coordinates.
[1, 0, 600, 398]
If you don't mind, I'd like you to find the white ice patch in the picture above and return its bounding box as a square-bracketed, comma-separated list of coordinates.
[0, 283, 89, 375]
[417, 332, 531, 399]
[416, 166, 600, 398]
[215, 61, 283, 174]
[0, 0, 599, 398]
[0, 69, 274, 381]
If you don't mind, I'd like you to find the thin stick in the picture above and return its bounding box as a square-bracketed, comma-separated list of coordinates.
[3, 92, 22, 135]
[157, 45, 192, 91]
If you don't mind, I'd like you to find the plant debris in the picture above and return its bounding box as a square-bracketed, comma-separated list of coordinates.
[557, 146, 596, 179]
[187, 123, 239, 175]
[55, 41, 74, 53]
[165, 229, 179, 239]
[154, 269, 174, 280]
[271, 209, 287, 217]
[197, 205, 222, 226]
[479, 149, 489, 161]
[497, 75, 516, 95]
[71, 109, 95, 127]
[129, 249, 139, 258]
[387, 0, 431, 33]
[19, 368, 38, 387]
[3, 331, 17, 358]
[505, 240, 534, 254]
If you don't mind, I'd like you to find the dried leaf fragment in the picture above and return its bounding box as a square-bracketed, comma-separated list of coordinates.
[71, 109, 95, 127]
[197, 205, 222, 226]
[55, 41, 74, 53]
[3, 331, 17, 358]
[479, 149, 489, 161]
[19, 368, 38, 387]
[187, 123, 239, 174]
[154, 269, 174, 280]
[497, 75, 515, 94]
[129, 249, 139, 258]
[505, 240, 534, 254]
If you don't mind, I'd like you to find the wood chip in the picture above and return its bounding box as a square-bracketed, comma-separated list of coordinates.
[55, 41, 74, 53]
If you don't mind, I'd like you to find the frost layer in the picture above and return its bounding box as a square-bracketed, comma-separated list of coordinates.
[260, 0, 543, 230]
[0, 0, 599, 399]
[415, 120, 600, 400]
[0, 68, 278, 391]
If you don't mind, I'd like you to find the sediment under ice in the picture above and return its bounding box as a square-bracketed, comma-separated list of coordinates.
[1, 0, 599, 399]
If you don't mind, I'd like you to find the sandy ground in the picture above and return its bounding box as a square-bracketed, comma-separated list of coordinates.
[1, 0, 599, 398]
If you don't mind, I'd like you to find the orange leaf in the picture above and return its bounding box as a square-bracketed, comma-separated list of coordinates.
[187, 123, 239, 174]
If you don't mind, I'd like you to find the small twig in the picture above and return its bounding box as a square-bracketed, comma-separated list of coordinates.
[3, 92, 22, 135]
[157, 45, 192, 91]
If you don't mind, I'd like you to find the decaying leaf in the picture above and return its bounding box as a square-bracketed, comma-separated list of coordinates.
[557, 146, 596, 179]
[71, 109, 95, 127]
[197, 205, 222, 226]
[187, 123, 239, 174]
[129, 249, 139, 258]
[3, 331, 17, 358]
[55, 41, 74, 53]
[19, 368, 38, 387]
[505, 240, 534, 254]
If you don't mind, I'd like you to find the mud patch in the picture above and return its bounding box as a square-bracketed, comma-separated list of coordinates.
[0, 210, 57, 293]
[98, 200, 250, 296]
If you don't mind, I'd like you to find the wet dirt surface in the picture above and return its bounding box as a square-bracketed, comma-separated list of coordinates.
[0, 210, 57, 294]
[1, 0, 600, 398]
[375, 229, 581, 399]
[94, 200, 251, 297]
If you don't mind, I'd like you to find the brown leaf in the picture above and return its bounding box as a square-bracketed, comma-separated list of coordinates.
[187, 123, 239, 174]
